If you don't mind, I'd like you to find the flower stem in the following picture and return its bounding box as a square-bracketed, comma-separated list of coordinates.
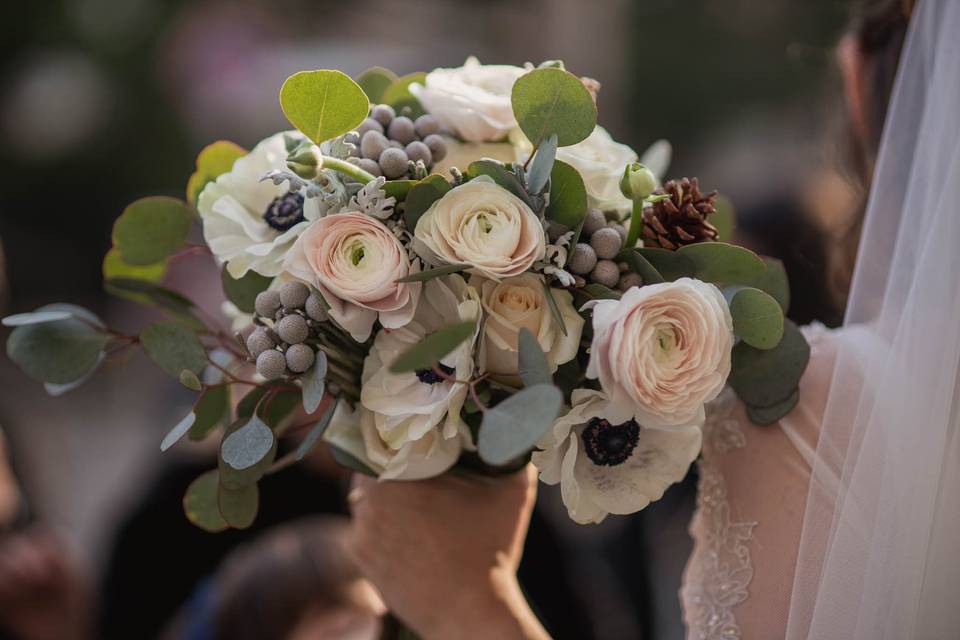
[625, 198, 645, 250]
[321, 156, 376, 183]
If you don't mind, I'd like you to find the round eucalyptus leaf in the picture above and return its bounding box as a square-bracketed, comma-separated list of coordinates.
[388, 321, 476, 373]
[633, 247, 695, 281]
[2, 310, 73, 327]
[189, 385, 230, 441]
[748, 257, 790, 313]
[220, 267, 273, 314]
[179, 369, 202, 391]
[677, 242, 766, 284]
[7, 308, 109, 384]
[518, 328, 552, 388]
[356, 66, 399, 103]
[182, 470, 228, 533]
[381, 72, 428, 119]
[465, 162, 530, 204]
[280, 70, 369, 144]
[102, 248, 167, 300]
[728, 320, 810, 408]
[478, 384, 564, 465]
[511, 68, 597, 147]
[302, 351, 328, 415]
[161, 411, 197, 452]
[186, 140, 247, 205]
[730, 287, 784, 350]
[218, 482, 259, 529]
[221, 416, 275, 471]
[140, 321, 208, 378]
[746, 389, 800, 426]
[403, 174, 452, 229]
[112, 197, 193, 266]
[546, 160, 587, 227]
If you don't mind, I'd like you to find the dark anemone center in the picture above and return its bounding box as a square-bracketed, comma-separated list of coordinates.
[263, 192, 305, 231]
[581, 417, 640, 466]
[415, 363, 455, 385]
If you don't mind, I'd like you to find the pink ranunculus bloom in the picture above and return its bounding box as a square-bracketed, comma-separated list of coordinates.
[584, 278, 733, 429]
[284, 211, 420, 342]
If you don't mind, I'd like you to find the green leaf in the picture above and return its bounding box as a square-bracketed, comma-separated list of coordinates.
[2, 310, 73, 327]
[621, 250, 665, 284]
[730, 287, 784, 349]
[218, 482, 258, 529]
[259, 390, 302, 430]
[189, 385, 230, 441]
[302, 350, 328, 414]
[634, 247, 695, 281]
[279, 70, 370, 144]
[526, 133, 557, 195]
[140, 321, 208, 378]
[746, 389, 800, 425]
[748, 257, 790, 313]
[677, 242, 766, 284]
[183, 470, 228, 533]
[221, 266, 272, 314]
[295, 399, 338, 461]
[161, 411, 197, 452]
[104, 278, 205, 330]
[546, 160, 587, 227]
[581, 283, 621, 300]
[112, 197, 193, 266]
[465, 161, 530, 204]
[6, 305, 109, 384]
[102, 248, 166, 306]
[388, 321, 477, 373]
[356, 66, 399, 103]
[540, 281, 568, 337]
[396, 263, 468, 284]
[179, 369, 202, 391]
[221, 415, 275, 471]
[728, 319, 810, 408]
[518, 328, 552, 387]
[380, 72, 428, 119]
[478, 384, 564, 465]
[711, 195, 736, 242]
[218, 417, 277, 489]
[236, 387, 269, 420]
[511, 67, 597, 147]
[186, 140, 247, 205]
[403, 174, 452, 229]
[383, 179, 416, 200]
[329, 443, 378, 476]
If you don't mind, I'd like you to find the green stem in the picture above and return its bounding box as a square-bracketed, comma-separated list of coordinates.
[625, 198, 645, 249]
[321, 156, 376, 183]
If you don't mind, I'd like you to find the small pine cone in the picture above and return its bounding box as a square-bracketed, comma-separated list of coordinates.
[641, 177, 719, 250]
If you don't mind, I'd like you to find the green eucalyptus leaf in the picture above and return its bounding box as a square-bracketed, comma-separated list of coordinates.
[161, 411, 196, 452]
[221, 267, 272, 314]
[189, 385, 230, 441]
[356, 66, 399, 103]
[728, 320, 810, 408]
[388, 321, 476, 373]
[295, 399, 338, 461]
[748, 257, 790, 313]
[383, 179, 416, 200]
[396, 263, 468, 284]
[140, 321, 208, 378]
[621, 250, 665, 284]
[677, 242, 766, 284]
[465, 161, 530, 204]
[236, 387, 269, 420]
[186, 140, 247, 205]
[329, 444, 378, 476]
[526, 133, 557, 195]
[518, 328, 552, 387]
[511, 68, 597, 147]
[6, 307, 109, 385]
[183, 470, 228, 533]
[730, 287, 784, 350]
[221, 415, 275, 471]
[711, 195, 736, 242]
[581, 283, 621, 300]
[403, 174, 452, 229]
[380, 72, 427, 119]
[546, 160, 587, 227]
[540, 281, 569, 337]
[302, 350, 328, 415]
[218, 417, 277, 489]
[478, 384, 564, 465]
[102, 248, 166, 306]
[104, 278, 206, 330]
[218, 482, 258, 529]
[112, 197, 193, 266]
[746, 389, 800, 425]
[2, 310, 74, 327]
[179, 369, 202, 391]
[279, 70, 370, 144]
[634, 247, 695, 281]
[258, 390, 302, 430]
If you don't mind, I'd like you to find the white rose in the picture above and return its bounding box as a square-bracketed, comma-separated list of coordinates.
[472, 273, 583, 385]
[532, 389, 702, 524]
[414, 176, 546, 281]
[360, 274, 481, 449]
[198, 132, 322, 278]
[410, 57, 526, 142]
[585, 278, 733, 429]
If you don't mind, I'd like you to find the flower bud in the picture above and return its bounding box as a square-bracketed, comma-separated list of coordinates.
[619, 162, 657, 201]
[287, 146, 323, 179]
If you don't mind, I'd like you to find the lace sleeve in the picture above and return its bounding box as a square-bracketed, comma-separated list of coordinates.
[681, 325, 833, 640]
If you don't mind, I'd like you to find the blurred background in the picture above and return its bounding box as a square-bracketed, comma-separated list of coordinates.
[0, 1, 858, 638]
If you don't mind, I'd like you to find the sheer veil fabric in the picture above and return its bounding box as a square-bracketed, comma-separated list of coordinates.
[786, 0, 960, 637]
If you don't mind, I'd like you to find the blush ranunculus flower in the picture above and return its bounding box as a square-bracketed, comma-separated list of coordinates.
[284, 211, 420, 342]
[584, 278, 733, 429]
[414, 176, 546, 281]
[410, 57, 527, 142]
[472, 273, 583, 385]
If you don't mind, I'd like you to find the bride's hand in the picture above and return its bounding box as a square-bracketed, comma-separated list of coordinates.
[346, 465, 550, 640]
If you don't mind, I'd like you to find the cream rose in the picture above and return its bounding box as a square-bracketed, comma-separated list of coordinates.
[472, 273, 583, 385]
[284, 211, 420, 342]
[414, 176, 546, 281]
[584, 278, 733, 429]
[410, 57, 526, 142]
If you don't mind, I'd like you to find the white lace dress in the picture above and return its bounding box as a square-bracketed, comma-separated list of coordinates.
[681, 325, 833, 640]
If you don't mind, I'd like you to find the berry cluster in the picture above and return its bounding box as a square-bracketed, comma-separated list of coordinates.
[246, 282, 327, 379]
[346, 105, 448, 180]
[558, 208, 643, 291]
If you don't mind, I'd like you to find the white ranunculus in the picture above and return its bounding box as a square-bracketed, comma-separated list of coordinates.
[532, 389, 702, 524]
[198, 132, 322, 279]
[323, 400, 466, 481]
[584, 278, 733, 429]
[472, 273, 583, 385]
[410, 57, 527, 142]
[360, 275, 481, 449]
[414, 176, 546, 281]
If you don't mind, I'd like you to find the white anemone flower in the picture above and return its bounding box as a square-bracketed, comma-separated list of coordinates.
[532, 389, 701, 524]
[198, 132, 322, 278]
[360, 274, 481, 449]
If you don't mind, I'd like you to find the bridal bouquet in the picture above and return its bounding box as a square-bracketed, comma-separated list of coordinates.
[3, 59, 809, 528]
